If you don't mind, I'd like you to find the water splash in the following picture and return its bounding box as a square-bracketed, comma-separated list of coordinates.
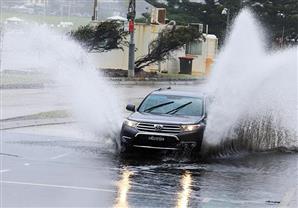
[203, 9, 297, 153]
[2, 24, 123, 149]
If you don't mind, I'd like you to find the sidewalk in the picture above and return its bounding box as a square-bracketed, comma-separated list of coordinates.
[0, 110, 74, 130]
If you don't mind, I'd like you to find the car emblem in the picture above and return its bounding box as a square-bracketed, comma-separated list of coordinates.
[154, 124, 163, 131]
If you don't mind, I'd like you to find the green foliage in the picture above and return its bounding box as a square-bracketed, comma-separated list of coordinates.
[146, 0, 298, 45]
[246, 0, 298, 44]
[146, 0, 229, 43]
[135, 26, 203, 71]
[135, 17, 148, 23]
[135, 11, 151, 24]
[70, 21, 129, 52]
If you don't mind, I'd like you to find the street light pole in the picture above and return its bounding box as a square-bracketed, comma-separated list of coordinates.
[226, 9, 230, 32]
[277, 12, 286, 47]
[281, 23, 285, 47]
[127, 0, 135, 78]
[221, 8, 230, 34]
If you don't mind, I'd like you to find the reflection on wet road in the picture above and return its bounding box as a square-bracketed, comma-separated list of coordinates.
[1, 132, 297, 207]
[176, 171, 192, 208]
[114, 169, 133, 208]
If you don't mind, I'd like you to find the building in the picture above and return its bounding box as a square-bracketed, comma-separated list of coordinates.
[90, 8, 218, 76]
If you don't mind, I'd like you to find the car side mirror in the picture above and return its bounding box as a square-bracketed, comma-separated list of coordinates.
[126, 104, 136, 112]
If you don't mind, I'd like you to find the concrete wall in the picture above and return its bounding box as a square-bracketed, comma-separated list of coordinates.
[90, 23, 218, 76]
[190, 34, 218, 76]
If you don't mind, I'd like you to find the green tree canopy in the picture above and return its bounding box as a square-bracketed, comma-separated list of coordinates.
[146, 0, 298, 45]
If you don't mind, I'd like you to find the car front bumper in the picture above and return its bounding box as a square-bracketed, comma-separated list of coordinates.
[120, 124, 204, 151]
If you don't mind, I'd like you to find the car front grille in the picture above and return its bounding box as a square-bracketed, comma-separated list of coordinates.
[136, 122, 182, 134]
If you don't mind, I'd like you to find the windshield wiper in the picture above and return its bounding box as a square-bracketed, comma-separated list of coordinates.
[144, 101, 174, 112]
[166, 102, 192, 115]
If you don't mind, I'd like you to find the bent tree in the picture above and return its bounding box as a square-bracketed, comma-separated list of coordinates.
[70, 21, 128, 52]
[134, 26, 203, 72]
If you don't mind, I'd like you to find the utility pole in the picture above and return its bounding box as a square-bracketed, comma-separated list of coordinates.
[127, 0, 136, 78]
[92, 0, 97, 21]
[68, 0, 71, 21]
[0, 25, 3, 72]
[0, 0, 3, 72]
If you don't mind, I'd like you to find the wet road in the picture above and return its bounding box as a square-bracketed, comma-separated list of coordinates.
[1, 131, 297, 207]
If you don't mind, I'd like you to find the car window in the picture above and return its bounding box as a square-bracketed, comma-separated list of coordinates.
[138, 94, 203, 116]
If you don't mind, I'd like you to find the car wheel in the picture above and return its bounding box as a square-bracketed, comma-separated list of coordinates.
[120, 143, 133, 154]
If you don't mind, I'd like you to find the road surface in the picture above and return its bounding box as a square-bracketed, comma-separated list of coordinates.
[1, 86, 297, 207]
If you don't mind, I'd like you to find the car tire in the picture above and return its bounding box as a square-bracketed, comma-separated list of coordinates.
[120, 143, 134, 154]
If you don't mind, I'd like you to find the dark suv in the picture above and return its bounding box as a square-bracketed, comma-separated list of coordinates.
[120, 88, 207, 153]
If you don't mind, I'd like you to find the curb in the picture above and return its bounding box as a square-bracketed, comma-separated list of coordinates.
[0, 118, 76, 130]
[0, 78, 206, 89]
[109, 79, 206, 85]
[0, 83, 45, 89]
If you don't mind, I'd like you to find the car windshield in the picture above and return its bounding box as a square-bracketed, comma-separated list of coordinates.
[138, 94, 203, 116]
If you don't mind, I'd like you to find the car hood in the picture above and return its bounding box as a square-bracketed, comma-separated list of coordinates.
[128, 112, 202, 125]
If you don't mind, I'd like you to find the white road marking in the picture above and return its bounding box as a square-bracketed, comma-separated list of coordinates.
[0, 180, 169, 197]
[50, 153, 69, 160]
[0, 180, 115, 193]
[24, 163, 30, 166]
[0, 169, 10, 173]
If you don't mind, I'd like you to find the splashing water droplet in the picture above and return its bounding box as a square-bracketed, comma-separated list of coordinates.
[203, 9, 297, 153]
[2, 24, 123, 150]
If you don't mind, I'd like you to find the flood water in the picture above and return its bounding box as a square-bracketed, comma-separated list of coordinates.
[118, 152, 297, 207]
[2, 131, 297, 207]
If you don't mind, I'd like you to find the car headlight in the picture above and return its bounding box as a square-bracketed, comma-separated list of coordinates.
[181, 124, 201, 132]
[123, 119, 138, 128]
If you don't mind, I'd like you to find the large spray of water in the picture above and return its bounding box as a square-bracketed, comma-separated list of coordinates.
[1, 9, 296, 155]
[2, 24, 123, 149]
[203, 9, 297, 153]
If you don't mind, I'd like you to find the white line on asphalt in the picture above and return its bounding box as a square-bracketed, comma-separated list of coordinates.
[0, 180, 170, 197]
[0, 169, 10, 173]
[24, 163, 30, 166]
[0, 180, 115, 192]
[50, 153, 69, 160]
